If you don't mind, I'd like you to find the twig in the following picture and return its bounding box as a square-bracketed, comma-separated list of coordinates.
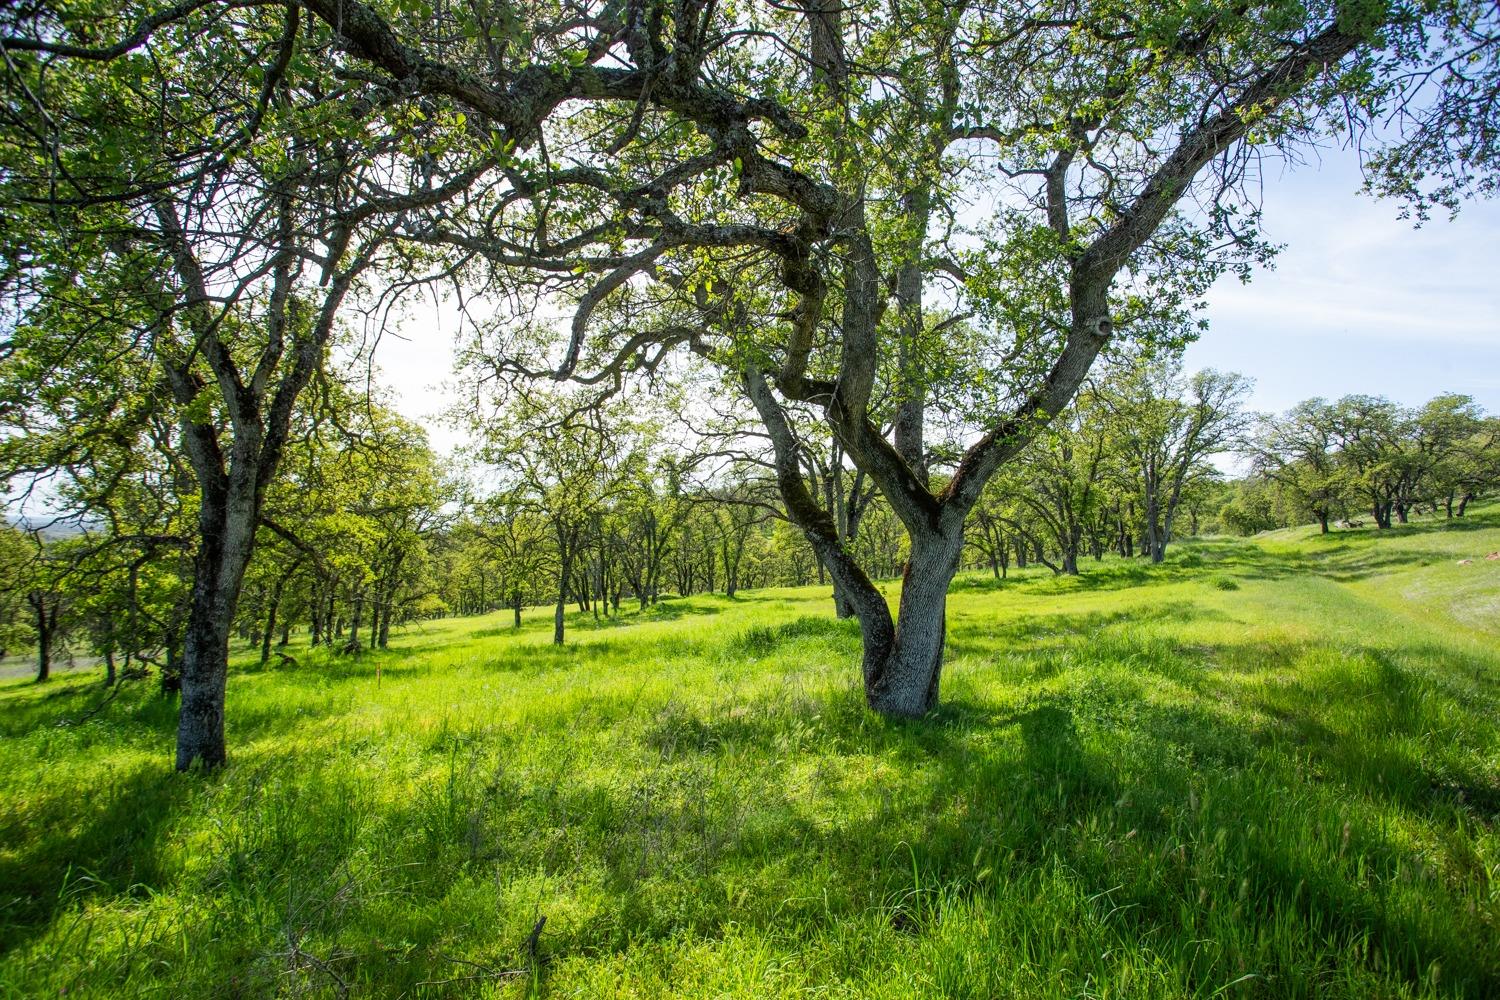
[57, 682, 122, 727]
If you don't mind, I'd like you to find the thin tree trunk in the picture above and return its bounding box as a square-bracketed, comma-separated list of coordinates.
[261, 558, 299, 666]
[377, 594, 392, 648]
[29, 594, 54, 683]
[260, 598, 278, 666]
[162, 622, 182, 695]
[554, 543, 573, 646]
[346, 590, 363, 652]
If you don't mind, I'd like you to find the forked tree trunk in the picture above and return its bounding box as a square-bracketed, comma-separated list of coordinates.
[863, 530, 964, 717]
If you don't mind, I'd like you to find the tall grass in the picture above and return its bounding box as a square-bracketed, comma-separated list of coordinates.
[1, 510, 1497, 997]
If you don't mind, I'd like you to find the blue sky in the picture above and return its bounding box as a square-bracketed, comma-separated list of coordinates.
[1185, 155, 1500, 418]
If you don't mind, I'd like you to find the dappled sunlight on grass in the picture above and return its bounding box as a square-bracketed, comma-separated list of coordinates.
[1, 507, 1497, 998]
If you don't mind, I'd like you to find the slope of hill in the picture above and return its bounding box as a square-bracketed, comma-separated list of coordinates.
[1, 510, 1497, 998]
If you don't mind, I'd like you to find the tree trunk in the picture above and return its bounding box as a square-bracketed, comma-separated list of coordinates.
[824, 553, 856, 617]
[262, 559, 298, 665]
[369, 585, 382, 650]
[554, 543, 572, 646]
[513, 586, 523, 629]
[29, 594, 54, 683]
[162, 622, 182, 695]
[345, 590, 363, 653]
[104, 649, 117, 687]
[1318, 510, 1330, 534]
[864, 531, 962, 717]
[260, 597, 278, 666]
[176, 513, 252, 770]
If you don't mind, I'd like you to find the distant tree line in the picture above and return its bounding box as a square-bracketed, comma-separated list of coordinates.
[10, 349, 1498, 691]
[964, 354, 1250, 576]
[1222, 394, 1500, 535]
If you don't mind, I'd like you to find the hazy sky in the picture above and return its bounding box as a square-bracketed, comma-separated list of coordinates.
[376, 153, 1500, 453]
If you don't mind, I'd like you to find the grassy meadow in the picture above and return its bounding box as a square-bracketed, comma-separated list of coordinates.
[2, 511, 1498, 998]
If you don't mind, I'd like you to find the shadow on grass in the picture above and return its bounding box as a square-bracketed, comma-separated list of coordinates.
[0, 753, 190, 951]
[5, 515, 1498, 995]
[493, 605, 1498, 994]
[4, 600, 1497, 995]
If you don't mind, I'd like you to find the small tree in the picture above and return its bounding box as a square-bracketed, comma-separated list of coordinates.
[1100, 362, 1250, 562]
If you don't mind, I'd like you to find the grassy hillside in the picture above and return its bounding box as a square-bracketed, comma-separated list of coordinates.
[2, 510, 1497, 998]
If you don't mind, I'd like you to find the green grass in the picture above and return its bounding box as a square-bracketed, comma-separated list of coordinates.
[2, 511, 1498, 998]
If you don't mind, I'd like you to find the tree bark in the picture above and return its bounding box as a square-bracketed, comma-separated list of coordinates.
[175, 496, 256, 770]
[377, 595, 392, 648]
[864, 529, 963, 717]
[28, 592, 57, 683]
[260, 559, 299, 665]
